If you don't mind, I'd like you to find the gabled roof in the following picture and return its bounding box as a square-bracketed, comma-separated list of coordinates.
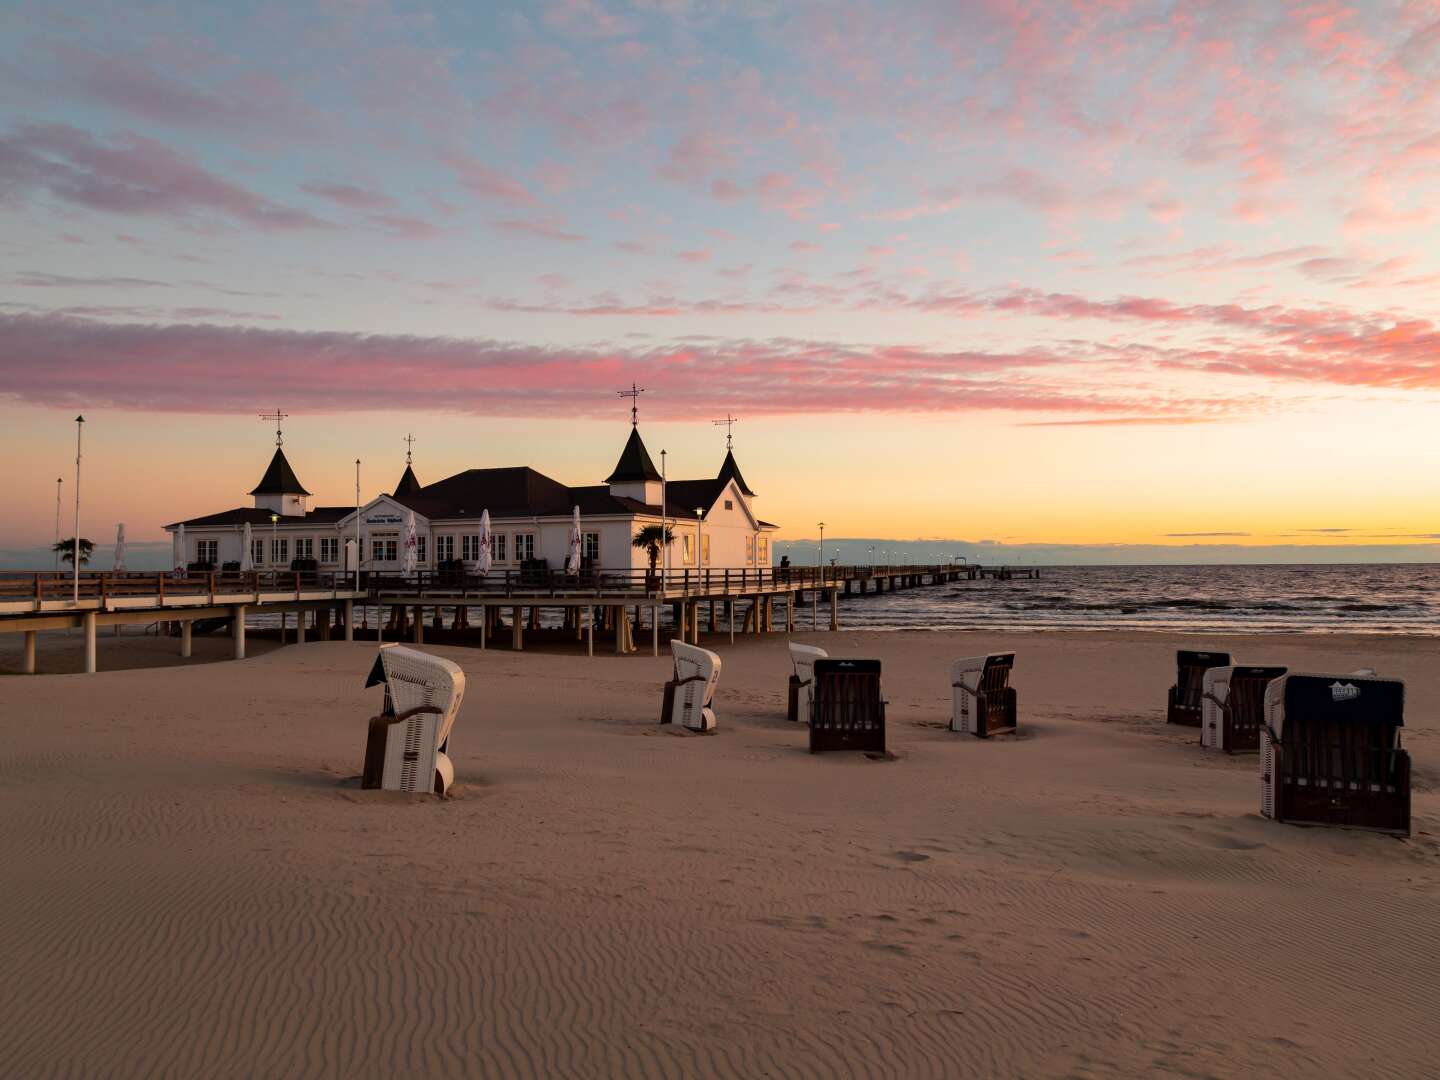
[605, 426, 662, 483]
[664, 478, 725, 520]
[717, 449, 755, 497]
[249, 448, 311, 496]
[393, 464, 421, 497]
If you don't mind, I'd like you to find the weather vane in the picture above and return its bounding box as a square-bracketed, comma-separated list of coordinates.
[711, 413, 739, 450]
[258, 407, 288, 447]
[403, 432, 416, 465]
[617, 382, 645, 426]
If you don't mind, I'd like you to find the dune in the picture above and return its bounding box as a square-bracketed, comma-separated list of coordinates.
[0, 630, 1435, 1078]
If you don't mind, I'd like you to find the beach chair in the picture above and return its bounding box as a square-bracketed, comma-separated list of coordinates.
[661, 640, 720, 731]
[787, 642, 828, 722]
[809, 658, 885, 753]
[1167, 649, 1231, 726]
[362, 644, 467, 795]
[950, 653, 1017, 737]
[1261, 673, 1409, 836]
[1200, 665, 1286, 752]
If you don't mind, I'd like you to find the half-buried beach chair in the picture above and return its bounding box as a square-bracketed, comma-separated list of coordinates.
[661, 640, 720, 731]
[950, 653, 1018, 737]
[809, 658, 885, 754]
[1167, 649, 1231, 726]
[1200, 665, 1286, 752]
[787, 642, 828, 722]
[1261, 672, 1410, 836]
[362, 643, 467, 795]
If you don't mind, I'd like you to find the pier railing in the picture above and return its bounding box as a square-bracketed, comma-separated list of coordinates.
[0, 569, 359, 604]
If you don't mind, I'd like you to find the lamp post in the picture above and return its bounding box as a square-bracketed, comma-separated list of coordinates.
[270, 512, 279, 580]
[817, 522, 825, 570]
[869, 544, 875, 567]
[72, 416, 84, 604]
[694, 507, 704, 572]
[53, 477, 63, 573]
[354, 458, 361, 589]
[660, 449, 668, 586]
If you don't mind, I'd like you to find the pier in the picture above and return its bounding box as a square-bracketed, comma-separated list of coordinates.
[0, 561, 1044, 671]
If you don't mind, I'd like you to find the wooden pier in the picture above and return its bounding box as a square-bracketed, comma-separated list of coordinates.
[0, 561, 1032, 671]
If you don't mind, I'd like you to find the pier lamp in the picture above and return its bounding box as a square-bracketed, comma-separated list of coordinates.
[818, 522, 825, 571]
[694, 507, 704, 569]
[72, 416, 84, 604]
[270, 512, 280, 573]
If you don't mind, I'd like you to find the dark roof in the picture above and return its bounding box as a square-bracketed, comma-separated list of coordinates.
[393, 464, 421, 497]
[167, 505, 351, 529]
[604, 426, 662, 483]
[664, 479, 725, 520]
[249, 448, 311, 496]
[717, 449, 755, 496]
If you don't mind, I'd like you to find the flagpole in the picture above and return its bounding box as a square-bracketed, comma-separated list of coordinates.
[72, 415, 84, 604]
[354, 459, 361, 590]
[53, 477, 62, 573]
[660, 449, 668, 588]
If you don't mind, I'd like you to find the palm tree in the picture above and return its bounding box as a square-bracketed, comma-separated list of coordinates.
[632, 524, 676, 575]
[53, 537, 94, 567]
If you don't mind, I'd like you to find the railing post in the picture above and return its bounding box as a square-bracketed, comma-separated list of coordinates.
[35, 573, 42, 603]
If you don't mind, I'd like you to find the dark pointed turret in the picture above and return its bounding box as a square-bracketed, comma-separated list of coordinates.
[249, 447, 310, 496]
[605, 426, 662, 484]
[717, 449, 755, 497]
[394, 463, 421, 497]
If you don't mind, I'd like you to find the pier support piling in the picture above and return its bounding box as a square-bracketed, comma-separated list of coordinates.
[343, 600, 354, 642]
[180, 620, 192, 658]
[232, 605, 246, 659]
[83, 611, 97, 674]
[22, 630, 36, 674]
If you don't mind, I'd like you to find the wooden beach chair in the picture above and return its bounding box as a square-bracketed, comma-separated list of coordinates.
[1260, 673, 1410, 836]
[362, 644, 467, 795]
[1167, 649, 1231, 726]
[809, 659, 885, 754]
[661, 640, 720, 731]
[1200, 665, 1286, 752]
[787, 642, 828, 722]
[950, 653, 1017, 737]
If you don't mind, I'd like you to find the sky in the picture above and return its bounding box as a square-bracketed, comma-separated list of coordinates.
[3, 0, 1440, 564]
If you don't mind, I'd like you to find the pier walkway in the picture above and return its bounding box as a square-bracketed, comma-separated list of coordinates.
[0, 561, 1029, 670]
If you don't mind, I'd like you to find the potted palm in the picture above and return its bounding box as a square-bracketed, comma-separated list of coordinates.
[632, 524, 675, 591]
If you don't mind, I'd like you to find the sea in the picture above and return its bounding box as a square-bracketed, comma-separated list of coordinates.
[829, 563, 1440, 635]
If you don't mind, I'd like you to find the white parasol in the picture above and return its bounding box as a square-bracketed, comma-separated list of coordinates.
[565, 505, 582, 575]
[114, 523, 126, 572]
[174, 523, 186, 574]
[402, 510, 418, 575]
[477, 509, 493, 576]
[240, 521, 254, 571]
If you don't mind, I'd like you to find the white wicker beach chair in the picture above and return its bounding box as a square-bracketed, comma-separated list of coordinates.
[663, 640, 720, 731]
[788, 642, 828, 722]
[950, 653, 1017, 737]
[1200, 665, 1286, 751]
[363, 643, 467, 795]
[1261, 672, 1409, 835]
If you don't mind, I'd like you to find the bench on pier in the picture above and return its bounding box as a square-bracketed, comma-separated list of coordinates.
[1200, 665, 1286, 752]
[1261, 673, 1409, 836]
[661, 640, 720, 731]
[787, 643, 828, 722]
[809, 659, 885, 754]
[950, 653, 1018, 737]
[1167, 650, 1231, 727]
[362, 644, 466, 795]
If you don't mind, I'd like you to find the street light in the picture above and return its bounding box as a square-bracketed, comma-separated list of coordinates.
[72, 416, 84, 604]
[660, 449, 668, 584]
[818, 522, 825, 566]
[694, 507, 704, 572]
[271, 512, 280, 577]
[53, 477, 63, 573]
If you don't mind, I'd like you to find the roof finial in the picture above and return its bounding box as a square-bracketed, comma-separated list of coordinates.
[711, 413, 739, 450]
[258, 407, 288, 447]
[403, 432, 416, 465]
[617, 382, 645, 426]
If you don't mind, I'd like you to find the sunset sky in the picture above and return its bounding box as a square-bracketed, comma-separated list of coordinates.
[4, 1, 1440, 562]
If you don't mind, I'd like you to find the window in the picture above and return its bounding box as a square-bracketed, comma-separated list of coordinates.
[416, 536, 427, 563]
[462, 534, 478, 561]
[493, 533, 507, 562]
[746, 535, 755, 562]
[682, 534, 694, 564]
[196, 539, 217, 565]
[758, 538, 769, 564]
[436, 535, 454, 562]
[724, 499, 733, 510]
[582, 532, 600, 561]
[271, 538, 289, 564]
[319, 537, 338, 563]
[371, 539, 385, 562]
[701, 534, 711, 565]
[251, 539, 265, 567]
[385, 540, 397, 561]
[514, 533, 535, 561]
[295, 538, 313, 560]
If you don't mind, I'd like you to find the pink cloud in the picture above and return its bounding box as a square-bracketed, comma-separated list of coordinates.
[0, 124, 328, 230]
[302, 182, 395, 210]
[370, 213, 443, 240]
[491, 217, 585, 243]
[441, 149, 535, 205]
[676, 248, 711, 263]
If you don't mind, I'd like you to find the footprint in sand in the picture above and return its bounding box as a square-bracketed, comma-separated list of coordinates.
[892, 850, 930, 863]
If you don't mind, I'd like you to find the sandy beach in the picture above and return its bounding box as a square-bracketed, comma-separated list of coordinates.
[1, 630, 1435, 1078]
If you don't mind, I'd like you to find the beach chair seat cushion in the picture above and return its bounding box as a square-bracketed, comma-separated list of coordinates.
[951, 653, 1017, 737]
